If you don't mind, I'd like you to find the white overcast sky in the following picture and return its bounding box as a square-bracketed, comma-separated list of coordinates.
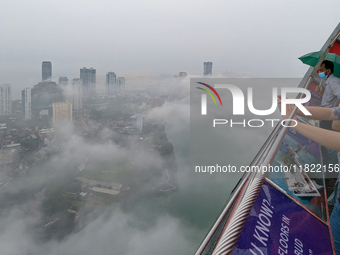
[1, 0, 340, 97]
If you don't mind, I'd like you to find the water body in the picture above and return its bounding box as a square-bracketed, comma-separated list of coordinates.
[130, 78, 303, 254]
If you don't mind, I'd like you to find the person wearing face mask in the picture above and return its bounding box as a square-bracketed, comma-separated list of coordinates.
[318, 60, 340, 110]
[317, 60, 340, 130]
[315, 60, 340, 176]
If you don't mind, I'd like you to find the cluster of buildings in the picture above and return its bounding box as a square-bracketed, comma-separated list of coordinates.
[106, 72, 126, 97]
[1, 62, 126, 123]
[0, 122, 55, 149]
[174, 61, 213, 78]
[0, 61, 214, 124]
[0, 124, 55, 174]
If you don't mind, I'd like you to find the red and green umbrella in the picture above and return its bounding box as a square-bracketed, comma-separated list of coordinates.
[298, 50, 340, 78]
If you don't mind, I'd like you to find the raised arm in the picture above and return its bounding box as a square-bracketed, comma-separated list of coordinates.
[278, 95, 337, 120]
[295, 106, 336, 120]
[278, 96, 340, 151]
[291, 122, 340, 151]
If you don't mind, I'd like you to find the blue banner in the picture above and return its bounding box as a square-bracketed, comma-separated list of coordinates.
[232, 181, 333, 255]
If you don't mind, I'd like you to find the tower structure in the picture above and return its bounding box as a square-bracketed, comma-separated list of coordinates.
[22, 87, 31, 120]
[80, 67, 96, 97]
[117, 77, 125, 95]
[42, 61, 52, 81]
[0, 84, 11, 115]
[106, 72, 116, 97]
[204, 62, 213, 76]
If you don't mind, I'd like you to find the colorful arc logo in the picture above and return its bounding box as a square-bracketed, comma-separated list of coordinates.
[196, 82, 223, 106]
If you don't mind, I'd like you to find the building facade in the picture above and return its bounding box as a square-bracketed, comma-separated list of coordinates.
[22, 88, 31, 120]
[71, 78, 83, 111]
[52, 101, 72, 123]
[204, 62, 213, 76]
[59, 77, 68, 85]
[42, 61, 52, 81]
[80, 67, 96, 97]
[106, 72, 116, 97]
[0, 84, 11, 116]
[136, 114, 143, 133]
[31, 81, 64, 118]
[117, 77, 125, 95]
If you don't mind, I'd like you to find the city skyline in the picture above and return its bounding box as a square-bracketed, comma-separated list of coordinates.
[4, 59, 214, 99]
[2, 1, 340, 99]
[1, 1, 340, 254]
[4, 61, 129, 121]
[11, 62, 127, 101]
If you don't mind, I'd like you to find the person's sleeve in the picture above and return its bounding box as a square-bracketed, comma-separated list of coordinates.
[330, 78, 340, 99]
[331, 106, 340, 120]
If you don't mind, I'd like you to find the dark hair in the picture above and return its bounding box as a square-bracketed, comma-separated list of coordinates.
[322, 60, 334, 73]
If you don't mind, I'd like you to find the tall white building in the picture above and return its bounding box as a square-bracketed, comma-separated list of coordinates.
[106, 72, 116, 97]
[0, 84, 11, 116]
[117, 77, 125, 95]
[71, 79, 83, 111]
[22, 88, 31, 120]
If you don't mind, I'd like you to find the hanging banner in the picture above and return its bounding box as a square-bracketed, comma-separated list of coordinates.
[231, 181, 333, 255]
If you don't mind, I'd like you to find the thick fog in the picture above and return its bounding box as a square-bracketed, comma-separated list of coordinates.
[0, 75, 304, 254]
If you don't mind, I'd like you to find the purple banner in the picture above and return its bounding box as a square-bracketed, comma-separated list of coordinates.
[232, 181, 333, 255]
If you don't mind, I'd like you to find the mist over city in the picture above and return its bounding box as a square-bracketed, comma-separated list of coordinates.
[0, 60, 304, 255]
[2, 1, 340, 255]
[0, 62, 194, 254]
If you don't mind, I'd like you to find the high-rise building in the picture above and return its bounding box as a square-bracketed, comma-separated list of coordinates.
[59, 77, 68, 85]
[31, 81, 64, 117]
[80, 67, 96, 97]
[117, 77, 125, 95]
[106, 72, 116, 97]
[71, 79, 83, 111]
[52, 101, 72, 124]
[204, 62, 213, 76]
[42, 61, 52, 81]
[0, 84, 11, 116]
[22, 88, 31, 120]
[136, 114, 143, 133]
